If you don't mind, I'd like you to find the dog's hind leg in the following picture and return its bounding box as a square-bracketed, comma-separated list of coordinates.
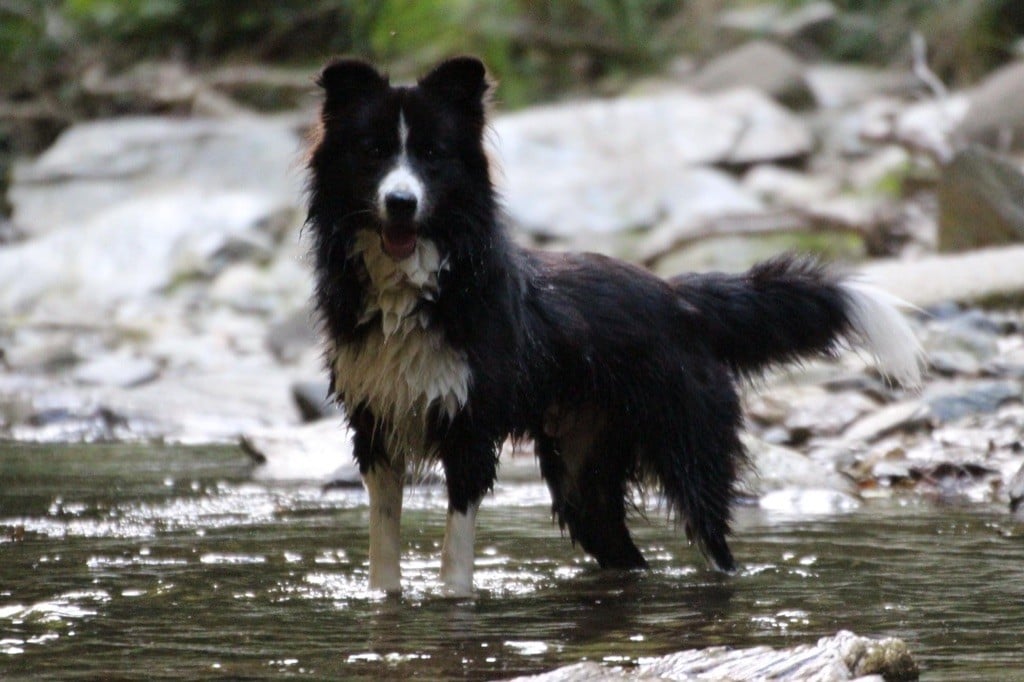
[538, 407, 647, 570]
[646, 379, 745, 573]
[438, 426, 499, 596]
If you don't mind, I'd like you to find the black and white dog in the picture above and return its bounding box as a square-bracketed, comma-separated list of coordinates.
[306, 57, 922, 595]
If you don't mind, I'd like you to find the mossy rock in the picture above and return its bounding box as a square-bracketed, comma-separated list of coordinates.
[938, 146, 1024, 252]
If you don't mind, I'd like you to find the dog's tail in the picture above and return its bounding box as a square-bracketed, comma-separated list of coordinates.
[669, 255, 924, 387]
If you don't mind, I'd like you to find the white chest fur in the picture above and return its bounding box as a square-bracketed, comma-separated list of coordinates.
[332, 231, 470, 460]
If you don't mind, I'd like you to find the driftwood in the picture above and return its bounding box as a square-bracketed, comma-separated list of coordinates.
[861, 244, 1024, 307]
[638, 209, 878, 269]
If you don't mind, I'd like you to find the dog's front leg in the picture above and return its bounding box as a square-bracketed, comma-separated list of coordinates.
[439, 434, 497, 597]
[440, 499, 480, 596]
[364, 461, 404, 594]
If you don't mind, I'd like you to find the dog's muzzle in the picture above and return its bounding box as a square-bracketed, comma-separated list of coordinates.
[381, 190, 418, 259]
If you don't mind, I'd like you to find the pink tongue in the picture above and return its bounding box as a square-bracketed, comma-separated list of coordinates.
[382, 225, 417, 260]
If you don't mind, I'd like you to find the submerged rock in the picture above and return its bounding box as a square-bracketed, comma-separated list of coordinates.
[504, 630, 918, 681]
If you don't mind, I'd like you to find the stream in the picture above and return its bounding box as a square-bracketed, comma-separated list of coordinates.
[2, 442, 1024, 680]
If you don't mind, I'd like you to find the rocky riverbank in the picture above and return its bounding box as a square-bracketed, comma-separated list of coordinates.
[2, 41, 1024, 515]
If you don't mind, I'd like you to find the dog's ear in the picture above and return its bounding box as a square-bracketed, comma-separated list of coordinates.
[419, 56, 489, 109]
[317, 59, 388, 107]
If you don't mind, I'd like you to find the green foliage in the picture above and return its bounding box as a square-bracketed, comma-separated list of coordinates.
[1, 0, 1023, 109]
[0, 2, 62, 97]
[823, 0, 1023, 83]
[0, 0, 692, 108]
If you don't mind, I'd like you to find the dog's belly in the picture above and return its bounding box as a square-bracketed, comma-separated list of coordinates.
[333, 321, 470, 462]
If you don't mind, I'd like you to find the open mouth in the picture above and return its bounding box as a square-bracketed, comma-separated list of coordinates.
[381, 221, 417, 260]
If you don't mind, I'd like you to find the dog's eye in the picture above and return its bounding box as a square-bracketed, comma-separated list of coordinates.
[357, 137, 388, 159]
[421, 143, 447, 160]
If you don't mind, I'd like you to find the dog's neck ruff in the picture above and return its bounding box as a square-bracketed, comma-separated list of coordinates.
[353, 229, 446, 336]
[332, 230, 470, 461]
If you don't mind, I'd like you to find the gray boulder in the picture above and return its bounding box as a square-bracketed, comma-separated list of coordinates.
[690, 40, 814, 109]
[955, 60, 1024, 151]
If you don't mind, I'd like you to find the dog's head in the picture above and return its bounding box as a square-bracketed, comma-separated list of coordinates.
[309, 57, 493, 261]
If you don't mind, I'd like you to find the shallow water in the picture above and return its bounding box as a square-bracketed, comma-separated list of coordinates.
[2, 442, 1024, 680]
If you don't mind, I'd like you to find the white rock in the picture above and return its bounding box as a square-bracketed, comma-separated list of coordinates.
[741, 435, 856, 496]
[95, 363, 303, 443]
[73, 354, 160, 388]
[10, 116, 304, 236]
[241, 419, 356, 482]
[859, 94, 969, 162]
[758, 488, 861, 515]
[492, 89, 810, 237]
[804, 64, 915, 110]
[0, 190, 288, 315]
[743, 165, 839, 207]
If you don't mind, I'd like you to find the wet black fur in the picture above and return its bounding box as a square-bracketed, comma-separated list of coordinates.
[306, 57, 857, 572]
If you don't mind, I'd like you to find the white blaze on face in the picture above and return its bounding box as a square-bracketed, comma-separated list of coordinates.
[377, 113, 426, 220]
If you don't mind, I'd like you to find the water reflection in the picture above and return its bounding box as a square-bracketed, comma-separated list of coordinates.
[2, 442, 1024, 680]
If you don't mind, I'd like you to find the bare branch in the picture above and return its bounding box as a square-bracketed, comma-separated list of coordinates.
[910, 32, 947, 100]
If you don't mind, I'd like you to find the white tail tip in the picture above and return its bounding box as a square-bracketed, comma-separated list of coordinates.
[842, 281, 925, 388]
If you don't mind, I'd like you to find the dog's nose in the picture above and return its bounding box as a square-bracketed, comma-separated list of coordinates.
[384, 191, 418, 221]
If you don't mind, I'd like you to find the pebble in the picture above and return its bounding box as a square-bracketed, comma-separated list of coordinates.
[926, 381, 1022, 424]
